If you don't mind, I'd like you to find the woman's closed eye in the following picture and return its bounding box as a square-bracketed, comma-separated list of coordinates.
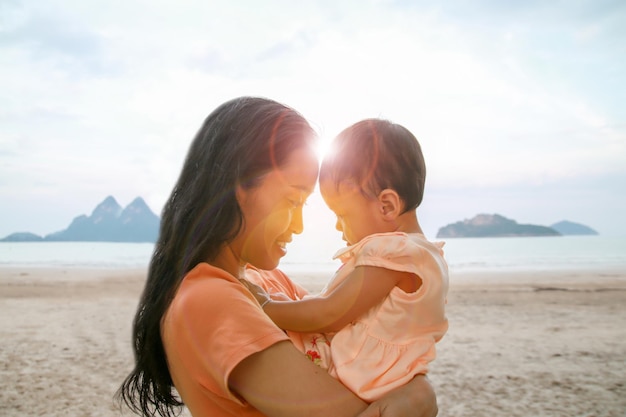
[288, 195, 306, 208]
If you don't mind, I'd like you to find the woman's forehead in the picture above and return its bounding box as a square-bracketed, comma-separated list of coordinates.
[279, 148, 319, 191]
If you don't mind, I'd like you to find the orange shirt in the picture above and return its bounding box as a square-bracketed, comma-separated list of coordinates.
[162, 263, 295, 417]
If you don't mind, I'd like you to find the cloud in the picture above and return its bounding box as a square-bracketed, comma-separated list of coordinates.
[0, 0, 624, 237]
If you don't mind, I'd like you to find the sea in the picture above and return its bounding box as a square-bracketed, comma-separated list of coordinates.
[1, 236, 625, 277]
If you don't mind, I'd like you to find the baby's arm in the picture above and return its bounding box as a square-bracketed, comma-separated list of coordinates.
[262, 266, 412, 333]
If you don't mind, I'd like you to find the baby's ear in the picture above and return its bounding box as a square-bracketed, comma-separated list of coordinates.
[378, 189, 403, 219]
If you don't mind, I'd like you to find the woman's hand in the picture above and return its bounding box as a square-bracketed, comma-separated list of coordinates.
[357, 374, 438, 417]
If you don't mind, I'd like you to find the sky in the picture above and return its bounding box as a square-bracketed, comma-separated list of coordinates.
[1, 0, 625, 260]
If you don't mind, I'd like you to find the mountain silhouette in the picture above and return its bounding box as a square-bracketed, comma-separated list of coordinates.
[1, 196, 160, 243]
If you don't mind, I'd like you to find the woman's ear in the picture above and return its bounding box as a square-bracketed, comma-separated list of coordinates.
[378, 189, 403, 219]
[235, 184, 244, 203]
[235, 184, 250, 208]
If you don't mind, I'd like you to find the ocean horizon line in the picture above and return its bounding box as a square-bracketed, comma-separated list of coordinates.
[1, 236, 625, 274]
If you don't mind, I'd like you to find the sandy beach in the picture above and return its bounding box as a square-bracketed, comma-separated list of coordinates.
[2, 266, 625, 417]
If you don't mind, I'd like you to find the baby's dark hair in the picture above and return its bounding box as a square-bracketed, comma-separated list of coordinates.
[320, 119, 426, 212]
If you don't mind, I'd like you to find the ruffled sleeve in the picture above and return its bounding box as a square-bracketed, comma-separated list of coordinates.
[334, 232, 445, 278]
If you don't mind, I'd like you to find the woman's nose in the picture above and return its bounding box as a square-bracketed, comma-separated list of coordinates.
[290, 206, 304, 234]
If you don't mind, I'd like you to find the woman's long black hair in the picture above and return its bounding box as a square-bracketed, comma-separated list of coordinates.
[117, 97, 316, 417]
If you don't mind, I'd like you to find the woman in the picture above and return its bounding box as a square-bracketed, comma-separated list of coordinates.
[117, 96, 438, 417]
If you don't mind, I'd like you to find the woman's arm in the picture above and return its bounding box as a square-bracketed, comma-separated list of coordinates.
[263, 266, 413, 333]
[230, 340, 367, 417]
[230, 341, 437, 417]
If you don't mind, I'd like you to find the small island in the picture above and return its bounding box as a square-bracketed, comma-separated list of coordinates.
[436, 214, 560, 238]
[550, 220, 598, 236]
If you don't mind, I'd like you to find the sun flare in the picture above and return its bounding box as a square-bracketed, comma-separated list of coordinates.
[315, 137, 335, 162]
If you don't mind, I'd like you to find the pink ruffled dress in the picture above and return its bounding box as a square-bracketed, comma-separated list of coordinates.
[303, 232, 449, 401]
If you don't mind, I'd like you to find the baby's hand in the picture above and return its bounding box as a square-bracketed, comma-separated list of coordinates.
[268, 291, 291, 301]
[239, 279, 271, 306]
